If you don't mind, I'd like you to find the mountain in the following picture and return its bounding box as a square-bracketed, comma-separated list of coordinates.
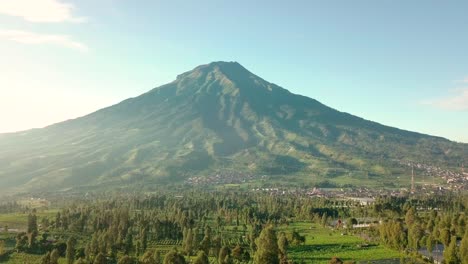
[0, 61, 466, 192]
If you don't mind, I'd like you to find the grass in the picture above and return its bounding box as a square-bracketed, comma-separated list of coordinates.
[0, 210, 58, 230]
[282, 222, 402, 263]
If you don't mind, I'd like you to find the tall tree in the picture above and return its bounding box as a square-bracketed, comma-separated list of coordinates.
[66, 236, 77, 264]
[163, 249, 186, 264]
[199, 227, 211, 255]
[254, 225, 279, 264]
[460, 228, 468, 264]
[124, 232, 133, 254]
[443, 236, 460, 264]
[425, 235, 434, 258]
[140, 251, 156, 264]
[41, 252, 51, 264]
[277, 232, 289, 256]
[218, 246, 231, 264]
[232, 245, 243, 262]
[27, 213, 38, 233]
[184, 229, 193, 255]
[193, 251, 209, 264]
[118, 255, 135, 264]
[278, 232, 289, 263]
[140, 228, 149, 252]
[74, 258, 87, 264]
[93, 253, 107, 264]
[404, 207, 417, 228]
[154, 250, 162, 264]
[440, 227, 451, 247]
[50, 249, 60, 264]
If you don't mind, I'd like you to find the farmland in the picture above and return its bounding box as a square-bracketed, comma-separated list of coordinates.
[0, 191, 465, 264]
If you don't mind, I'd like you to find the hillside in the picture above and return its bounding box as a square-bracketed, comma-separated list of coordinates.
[0, 61, 466, 192]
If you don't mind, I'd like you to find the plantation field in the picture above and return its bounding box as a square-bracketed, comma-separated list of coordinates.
[0, 212, 402, 264]
[281, 222, 402, 263]
[0, 210, 58, 230]
[0, 222, 401, 264]
[1, 252, 68, 264]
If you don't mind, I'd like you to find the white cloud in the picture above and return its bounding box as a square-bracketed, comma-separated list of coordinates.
[0, 0, 86, 23]
[0, 29, 88, 52]
[422, 88, 468, 111]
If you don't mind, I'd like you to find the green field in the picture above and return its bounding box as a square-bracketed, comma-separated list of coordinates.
[0, 210, 58, 230]
[281, 222, 402, 263]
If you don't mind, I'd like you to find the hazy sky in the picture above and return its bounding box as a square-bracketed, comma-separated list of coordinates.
[0, 0, 467, 142]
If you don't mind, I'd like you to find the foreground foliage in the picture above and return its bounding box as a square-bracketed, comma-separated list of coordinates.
[0, 190, 466, 263]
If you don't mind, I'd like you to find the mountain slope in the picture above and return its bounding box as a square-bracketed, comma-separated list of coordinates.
[0, 61, 466, 191]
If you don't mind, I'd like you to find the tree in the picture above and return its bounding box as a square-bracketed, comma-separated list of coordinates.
[460, 229, 468, 264]
[55, 212, 61, 229]
[426, 235, 434, 257]
[199, 227, 211, 255]
[211, 236, 221, 258]
[232, 245, 243, 262]
[41, 232, 49, 244]
[118, 255, 135, 264]
[408, 223, 423, 250]
[26, 213, 38, 248]
[93, 253, 107, 264]
[140, 228, 149, 251]
[154, 250, 162, 264]
[379, 220, 407, 250]
[218, 246, 231, 264]
[135, 240, 142, 257]
[443, 236, 459, 264]
[41, 252, 51, 264]
[277, 232, 289, 256]
[193, 251, 209, 264]
[163, 249, 186, 264]
[140, 251, 156, 264]
[27, 230, 37, 248]
[74, 258, 87, 264]
[50, 249, 60, 264]
[191, 228, 199, 254]
[254, 225, 279, 264]
[184, 228, 193, 255]
[440, 228, 451, 247]
[66, 236, 77, 264]
[278, 232, 289, 264]
[27, 213, 38, 233]
[124, 232, 133, 254]
[15, 233, 27, 252]
[404, 207, 417, 228]
[241, 250, 250, 263]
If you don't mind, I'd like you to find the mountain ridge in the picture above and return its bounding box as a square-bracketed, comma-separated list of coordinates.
[0, 61, 466, 192]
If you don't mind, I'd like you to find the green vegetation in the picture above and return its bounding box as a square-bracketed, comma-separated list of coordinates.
[284, 222, 401, 263]
[0, 210, 58, 229]
[0, 190, 466, 264]
[0, 62, 466, 193]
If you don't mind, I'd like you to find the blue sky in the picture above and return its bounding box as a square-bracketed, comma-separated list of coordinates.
[0, 0, 467, 142]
